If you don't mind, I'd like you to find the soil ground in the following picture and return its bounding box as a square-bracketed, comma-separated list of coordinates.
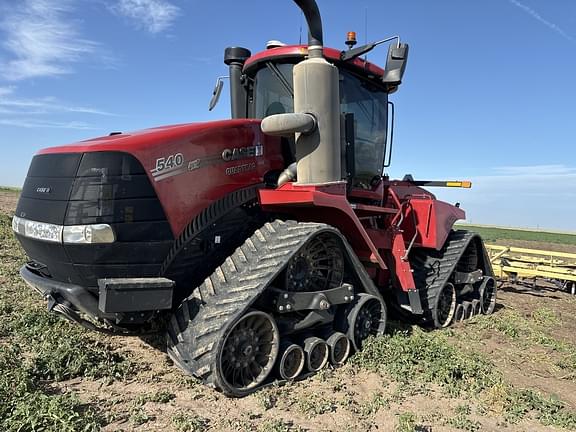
[1, 189, 575, 431]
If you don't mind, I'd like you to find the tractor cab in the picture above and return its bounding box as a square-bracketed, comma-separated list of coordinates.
[212, 39, 408, 191]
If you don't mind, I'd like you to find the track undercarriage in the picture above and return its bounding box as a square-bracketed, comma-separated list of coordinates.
[166, 215, 496, 396]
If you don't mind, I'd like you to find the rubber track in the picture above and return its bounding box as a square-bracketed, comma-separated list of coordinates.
[160, 186, 260, 276]
[410, 230, 490, 321]
[166, 220, 348, 395]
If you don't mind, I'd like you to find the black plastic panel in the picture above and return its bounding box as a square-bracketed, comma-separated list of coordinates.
[77, 152, 145, 177]
[74, 263, 162, 286]
[21, 176, 74, 201]
[98, 278, 174, 313]
[65, 241, 173, 265]
[15, 197, 68, 224]
[112, 221, 173, 242]
[27, 153, 82, 178]
[65, 198, 166, 225]
[70, 175, 156, 201]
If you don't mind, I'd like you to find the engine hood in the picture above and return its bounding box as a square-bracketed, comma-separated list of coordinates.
[38, 119, 264, 156]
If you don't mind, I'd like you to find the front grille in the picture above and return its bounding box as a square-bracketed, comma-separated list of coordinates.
[15, 151, 174, 288]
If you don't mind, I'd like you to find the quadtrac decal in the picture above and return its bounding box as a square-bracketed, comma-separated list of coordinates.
[150, 144, 264, 182]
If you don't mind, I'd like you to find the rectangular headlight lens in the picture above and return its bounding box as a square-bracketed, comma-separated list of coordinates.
[63, 224, 115, 244]
[23, 219, 63, 243]
[12, 216, 114, 244]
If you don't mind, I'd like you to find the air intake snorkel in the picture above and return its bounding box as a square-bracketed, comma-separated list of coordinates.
[261, 0, 342, 185]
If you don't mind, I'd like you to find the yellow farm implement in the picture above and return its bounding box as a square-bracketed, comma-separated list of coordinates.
[486, 245, 576, 295]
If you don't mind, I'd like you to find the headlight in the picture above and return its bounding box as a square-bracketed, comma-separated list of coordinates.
[63, 224, 115, 244]
[12, 216, 115, 244]
[12, 216, 62, 243]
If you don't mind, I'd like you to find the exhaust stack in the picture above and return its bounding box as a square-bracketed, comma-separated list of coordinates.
[262, 0, 342, 185]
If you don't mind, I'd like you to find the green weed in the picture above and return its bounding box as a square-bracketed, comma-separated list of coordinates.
[503, 388, 576, 428]
[351, 326, 500, 396]
[136, 389, 176, 405]
[396, 412, 417, 432]
[257, 419, 304, 432]
[172, 412, 210, 431]
[0, 345, 102, 431]
[446, 404, 480, 431]
[296, 393, 337, 417]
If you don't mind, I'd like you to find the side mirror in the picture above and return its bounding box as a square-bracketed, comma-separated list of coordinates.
[382, 43, 409, 86]
[208, 76, 227, 111]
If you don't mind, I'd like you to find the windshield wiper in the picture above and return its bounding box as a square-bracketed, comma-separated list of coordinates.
[266, 62, 294, 98]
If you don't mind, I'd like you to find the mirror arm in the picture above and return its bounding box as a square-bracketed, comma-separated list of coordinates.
[340, 35, 400, 61]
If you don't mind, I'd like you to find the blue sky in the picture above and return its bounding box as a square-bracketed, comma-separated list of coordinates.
[0, 0, 575, 231]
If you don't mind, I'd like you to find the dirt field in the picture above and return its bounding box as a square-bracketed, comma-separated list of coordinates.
[0, 190, 19, 216]
[1, 189, 575, 431]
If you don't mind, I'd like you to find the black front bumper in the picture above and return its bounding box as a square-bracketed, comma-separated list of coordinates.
[21, 265, 175, 322]
[21, 265, 114, 320]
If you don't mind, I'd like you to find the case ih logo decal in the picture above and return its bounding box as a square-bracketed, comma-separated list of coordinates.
[151, 145, 263, 182]
[221, 145, 263, 162]
[36, 187, 51, 194]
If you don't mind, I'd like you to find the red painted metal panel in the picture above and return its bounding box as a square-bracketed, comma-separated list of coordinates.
[259, 182, 387, 270]
[244, 45, 385, 78]
[39, 119, 284, 237]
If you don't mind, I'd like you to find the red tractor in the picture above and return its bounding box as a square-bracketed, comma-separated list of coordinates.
[12, 0, 496, 396]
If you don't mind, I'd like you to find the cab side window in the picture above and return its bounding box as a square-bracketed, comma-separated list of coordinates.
[340, 71, 388, 188]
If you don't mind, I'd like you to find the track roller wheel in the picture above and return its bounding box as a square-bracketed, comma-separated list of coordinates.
[303, 337, 329, 372]
[326, 332, 351, 366]
[218, 311, 279, 396]
[454, 304, 465, 322]
[479, 277, 497, 315]
[432, 282, 457, 328]
[471, 299, 481, 316]
[342, 293, 386, 351]
[570, 282, 576, 296]
[276, 342, 305, 380]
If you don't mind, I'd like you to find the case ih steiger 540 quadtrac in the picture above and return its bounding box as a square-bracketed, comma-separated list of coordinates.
[12, 0, 496, 396]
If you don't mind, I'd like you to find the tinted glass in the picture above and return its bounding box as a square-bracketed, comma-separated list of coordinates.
[254, 64, 294, 119]
[340, 70, 388, 188]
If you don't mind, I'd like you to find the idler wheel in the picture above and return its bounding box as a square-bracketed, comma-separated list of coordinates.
[344, 293, 386, 351]
[218, 311, 279, 395]
[479, 277, 497, 315]
[276, 342, 305, 380]
[432, 282, 457, 328]
[303, 337, 329, 372]
[284, 233, 344, 292]
[326, 332, 351, 366]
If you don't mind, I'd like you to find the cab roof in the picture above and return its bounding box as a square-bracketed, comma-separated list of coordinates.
[244, 45, 386, 81]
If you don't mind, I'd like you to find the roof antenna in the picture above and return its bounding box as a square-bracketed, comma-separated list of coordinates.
[364, 7, 369, 61]
[299, 12, 303, 45]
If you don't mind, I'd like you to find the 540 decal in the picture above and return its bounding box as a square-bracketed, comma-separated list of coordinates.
[154, 153, 184, 173]
[150, 152, 187, 181]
